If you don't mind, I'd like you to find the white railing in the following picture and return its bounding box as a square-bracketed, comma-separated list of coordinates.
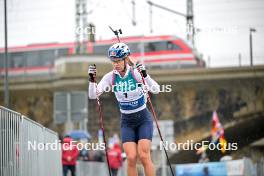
[0, 106, 62, 176]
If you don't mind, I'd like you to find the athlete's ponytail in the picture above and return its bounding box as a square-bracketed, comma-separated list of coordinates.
[125, 56, 136, 67]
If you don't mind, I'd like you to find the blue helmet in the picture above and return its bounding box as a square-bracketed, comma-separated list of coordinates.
[108, 43, 130, 61]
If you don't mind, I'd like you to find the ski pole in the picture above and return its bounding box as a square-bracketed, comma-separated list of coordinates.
[136, 65, 175, 176]
[92, 65, 112, 176]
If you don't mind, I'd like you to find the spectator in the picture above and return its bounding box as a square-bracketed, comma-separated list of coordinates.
[198, 152, 209, 163]
[78, 139, 89, 161]
[79, 148, 89, 161]
[108, 143, 123, 176]
[62, 137, 79, 176]
[94, 150, 105, 162]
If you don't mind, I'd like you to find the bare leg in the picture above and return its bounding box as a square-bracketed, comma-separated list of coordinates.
[138, 139, 155, 176]
[123, 142, 138, 176]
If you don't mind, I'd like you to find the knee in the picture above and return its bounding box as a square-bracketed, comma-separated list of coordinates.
[126, 153, 137, 166]
[138, 150, 151, 165]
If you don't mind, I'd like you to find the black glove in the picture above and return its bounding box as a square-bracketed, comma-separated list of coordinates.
[136, 63, 147, 78]
[88, 64, 96, 82]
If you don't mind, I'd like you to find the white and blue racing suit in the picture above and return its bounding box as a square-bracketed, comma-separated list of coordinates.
[89, 65, 160, 143]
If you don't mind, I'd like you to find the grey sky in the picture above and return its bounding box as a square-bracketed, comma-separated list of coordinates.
[0, 0, 263, 67]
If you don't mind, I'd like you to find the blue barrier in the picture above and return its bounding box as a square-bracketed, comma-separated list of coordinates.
[176, 162, 227, 176]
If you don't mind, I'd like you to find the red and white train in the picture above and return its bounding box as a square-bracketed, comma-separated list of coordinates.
[0, 35, 205, 76]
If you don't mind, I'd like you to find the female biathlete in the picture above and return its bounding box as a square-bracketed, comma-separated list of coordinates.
[88, 43, 160, 176]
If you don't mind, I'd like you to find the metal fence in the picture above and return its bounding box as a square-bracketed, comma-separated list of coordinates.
[0, 106, 62, 176]
[256, 158, 264, 176]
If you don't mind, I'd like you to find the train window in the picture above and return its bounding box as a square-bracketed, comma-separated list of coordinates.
[127, 43, 140, 53]
[93, 44, 111, 55]
[94, 43, 141, 54]
[167, 41, 181, 50]
[26, 51, 40, 67]
[25, 50, 56, 67]
[144, 41, 181, 52]
[57, 48, 69, 57]
[93, 41, 181, 54]
[144, 41, 166, 52]
[39, 50, 55, 66]
[10, 52, 26, 68]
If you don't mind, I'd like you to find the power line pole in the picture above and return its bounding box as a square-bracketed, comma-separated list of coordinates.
[75, 0, 88, 54]
[186, 0, 194, 46]
[149, 1, 153, 33]
[147, 0, 195, 47]
[131, 0, 136, 26]
[4, 0, 9, 108]
[238, 53, 242, 67]
[249, 28, 256, 67]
